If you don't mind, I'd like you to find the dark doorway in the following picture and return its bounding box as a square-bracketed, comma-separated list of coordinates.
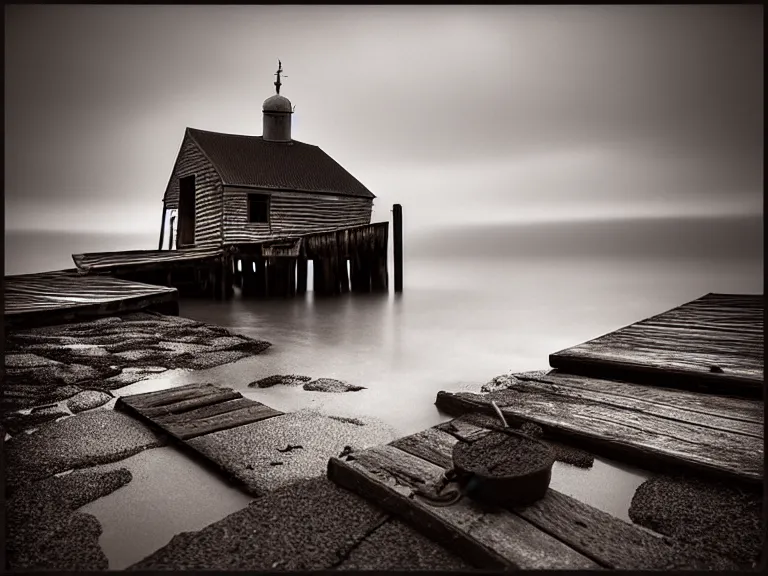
[178, 175, 196, 246]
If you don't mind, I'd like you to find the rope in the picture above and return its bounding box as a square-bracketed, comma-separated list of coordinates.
[412, 468, 468, 508]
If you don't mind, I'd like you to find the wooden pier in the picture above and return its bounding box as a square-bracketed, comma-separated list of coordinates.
[72, 221, 392, 300]
[327, 418, 739, 570]
[550, 293, 764, 397]
[3, 270, 179, 328]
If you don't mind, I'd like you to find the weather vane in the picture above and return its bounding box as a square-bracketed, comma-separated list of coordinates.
[274, 60, 287, 95]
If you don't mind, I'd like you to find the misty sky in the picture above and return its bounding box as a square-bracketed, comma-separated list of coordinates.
[4, 5, 763, 236]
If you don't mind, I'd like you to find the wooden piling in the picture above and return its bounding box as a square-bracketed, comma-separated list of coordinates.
[158, 207, 167, 251]
[350, 255, 371, 293]
[255, 259, 267, 297]
[371, 253, 388, 292]
[240, 257, 253, 296]
[287, 258, 297, 297]
[312, 259, 324, 295]
[338, 258, 350, 293]
[296, 257, 308, 295]
[393, 203, 403, 293]
[167, 216, 176, 250]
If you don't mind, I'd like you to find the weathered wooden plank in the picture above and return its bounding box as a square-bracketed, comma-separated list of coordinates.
[502, 372, 763, 438]
[140, 389, 242, 418]
[514, 488, 732, 569]
[116, 384, 283, 441]
[389, 427, 459, 469]
[159, 403, 283, 440]
[550, 293, 764, 396]
[328, 445, 599, 570]
[520, 371, 763, 424]
[4, 270, 179, 328]
[435, 391, 763, 485]
[392, 420, 736, 569]
[119, 383, 221, 410]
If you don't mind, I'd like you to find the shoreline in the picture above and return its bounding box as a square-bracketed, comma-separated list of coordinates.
[3, 310, 464, 570]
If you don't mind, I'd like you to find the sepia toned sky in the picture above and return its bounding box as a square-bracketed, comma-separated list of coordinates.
[4, 4, 763, 235]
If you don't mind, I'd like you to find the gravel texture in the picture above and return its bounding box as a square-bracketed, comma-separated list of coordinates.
[66, 389, 113, 413]
[629, 475, 763, 568]
[249, 374, 313, 388]
[128, 476, 389, 571]
[453, 431, 552, 477]
[186, 410, 395, 495]
[6, 467, 132, 570]
[5, 409, 165, 494]
[303, 378, 366, 393]
[336, 517, 473, 571]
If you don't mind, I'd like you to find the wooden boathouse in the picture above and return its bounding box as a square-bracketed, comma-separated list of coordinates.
[73, 62, 401, 299]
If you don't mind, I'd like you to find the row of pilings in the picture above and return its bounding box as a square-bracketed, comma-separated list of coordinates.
[225, 221, 390, 298]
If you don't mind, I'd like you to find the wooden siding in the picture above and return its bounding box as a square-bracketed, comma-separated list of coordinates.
[163, 132, 223, 248]
[222, 186, 373, 244]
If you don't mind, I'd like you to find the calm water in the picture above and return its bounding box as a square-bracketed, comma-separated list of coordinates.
[6, 220, 763, 568]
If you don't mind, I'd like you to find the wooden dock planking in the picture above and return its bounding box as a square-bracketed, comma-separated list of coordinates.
[329, 422, 735, 569]
[4, 270, 179, 328]
[328, 445, 600, 570]
[116, 383, 283, 441]
[435, 371, 763, 485]
[549, 293, 764, 397]
[72, 246, 225, 274]
[390, 423, 735, 570]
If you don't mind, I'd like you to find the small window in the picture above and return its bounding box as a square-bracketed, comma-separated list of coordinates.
[248, 194, 270, 223]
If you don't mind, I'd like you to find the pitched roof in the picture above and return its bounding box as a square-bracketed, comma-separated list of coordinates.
[186, 128, 375, 199]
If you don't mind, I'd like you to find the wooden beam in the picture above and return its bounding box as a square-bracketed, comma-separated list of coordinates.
[434, 383, 763, 485]
[158, 206, 167, 251]
[393, 203, 403, 293]
[296, 257, 308, 295]
[338, 258, 350, 293]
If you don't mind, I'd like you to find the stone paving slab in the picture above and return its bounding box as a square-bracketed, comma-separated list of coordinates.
[4, 410, 165, 493]
[186, 409, 396, 496]
[6, 468, 132, 570]
[127, 476, 461, 571]
[336, 517, 473, 571]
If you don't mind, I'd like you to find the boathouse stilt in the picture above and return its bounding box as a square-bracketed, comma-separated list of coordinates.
[393, 203, 403, 293]
[371, 254, 388, 292]
[158, 207, 167, 251]
[338, 258, 350, 293]
[296, 257, 308, 295]
[255, 259, 267, 297]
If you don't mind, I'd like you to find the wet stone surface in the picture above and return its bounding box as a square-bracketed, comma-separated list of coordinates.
[336, 517, 473, 571]
[128, 475, 466, 571]
[4, 409, 165, 494]
[2, 407, 71, 435]
[303, 378, 366, 393]
[66, 390, 114, 413]
[186, 410, 395, 495]
[629, 475, 764, 568]
[6, 467, 132, 570]
[2, 312, 271, 410]
[249, 374, 313, 388]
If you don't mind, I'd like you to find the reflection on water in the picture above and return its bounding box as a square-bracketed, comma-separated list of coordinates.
[550, 457, 650, 522]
